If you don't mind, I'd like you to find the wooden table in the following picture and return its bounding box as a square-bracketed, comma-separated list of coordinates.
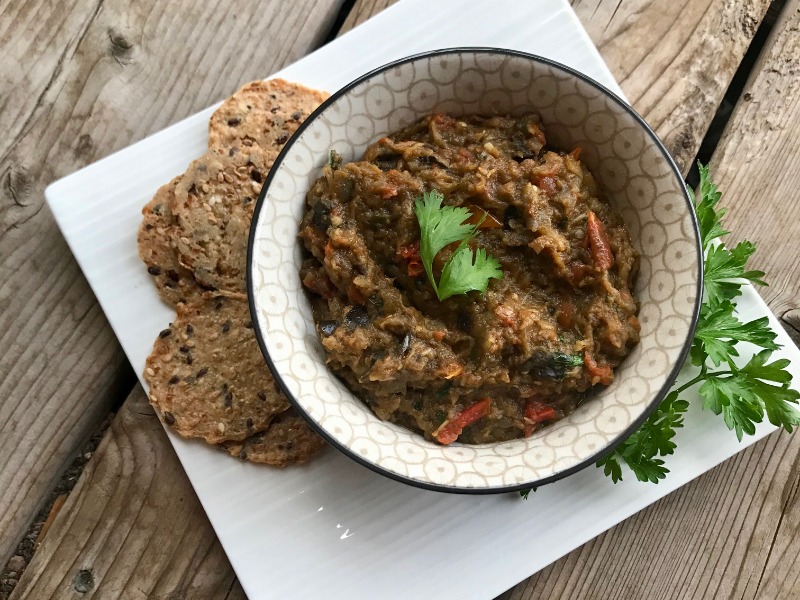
[1, 0, 799, 598]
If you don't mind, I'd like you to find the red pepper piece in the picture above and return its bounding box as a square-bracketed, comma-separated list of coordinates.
[302, 271, 337, 299]
[525, 400, 558, 423]
[398, 240, 420, 259]
[567, 261, 594, 287]
[556, 300, 575, 329]
[347, 284, 367, 306]
[537, 176, 557, 196]
[523, 400, 559, 437]
[587, 211, 614, 271]
[584, 351, 614, 386]
[398, 241, 424, 277]
[432, 113, 457, 130]
[407, 258, 424, 276]
[435, 398, 493, 445]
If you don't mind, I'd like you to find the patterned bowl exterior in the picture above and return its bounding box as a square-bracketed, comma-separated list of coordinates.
[248, 49, 702, 493]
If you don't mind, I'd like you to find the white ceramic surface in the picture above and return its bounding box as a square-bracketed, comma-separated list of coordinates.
[45, 0, 800, 599]
[250, 49, 701, 491]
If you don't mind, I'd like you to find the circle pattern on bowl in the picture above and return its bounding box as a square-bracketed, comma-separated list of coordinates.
[250, 50, 701, 491]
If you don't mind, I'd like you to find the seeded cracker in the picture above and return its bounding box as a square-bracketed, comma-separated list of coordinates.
[145, 293, 290, 443]
[207, 78, 329, 153]
[172, 146, 278, 294]
[221, 408, 326, 467]
[137, 177, 203, 305]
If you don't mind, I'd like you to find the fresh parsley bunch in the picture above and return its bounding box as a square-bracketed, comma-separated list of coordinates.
[597, 164, 800, 483]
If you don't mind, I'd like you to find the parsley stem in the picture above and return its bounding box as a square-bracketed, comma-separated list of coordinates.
[670, 373, 706, 395]
[671, 367, 738, 396]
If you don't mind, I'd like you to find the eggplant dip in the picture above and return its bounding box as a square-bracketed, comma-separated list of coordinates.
[299, 113, 640, 445]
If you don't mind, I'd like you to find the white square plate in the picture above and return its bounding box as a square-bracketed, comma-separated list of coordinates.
[46, 0, 800, 598]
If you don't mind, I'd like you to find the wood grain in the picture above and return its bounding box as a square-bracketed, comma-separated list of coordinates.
[511, 1, 800, 599]
[707, 3, 800, 595]
[0, 0, 342, 570]
[709, 0, 800, 343]
[570, 0, 771, 171]
[9, 385, 247, 600]
[6, 1, 798, 600]
[510, 430, 800, 600]
[340, 0, 771, 175]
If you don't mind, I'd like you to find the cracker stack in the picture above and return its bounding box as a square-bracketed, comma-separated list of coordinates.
[138, 79, 329, 467]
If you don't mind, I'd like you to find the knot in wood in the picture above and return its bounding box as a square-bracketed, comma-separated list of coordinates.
[73, 568, 94, 593]
[107, 28, 133, 64]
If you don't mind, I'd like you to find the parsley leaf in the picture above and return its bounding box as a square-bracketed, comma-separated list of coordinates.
[592, 163, 798, 486]
[738, 351, 800, 432]
[698, 350, 800, 440]
[693, 165, 766, 307]
[691, 302, 778, 367]
[438, 246, 504, 300]
[596, 391, 688, 483]
[414, 190, 502, 300]
[691, 164, 728, 252]
[704, 242, 767, 306]
[690, 167, 777, 372]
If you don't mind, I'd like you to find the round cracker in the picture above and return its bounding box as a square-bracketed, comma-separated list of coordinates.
[137, 177, 203, 306]
[172, 147, 278, 294]
[208, 78, 329, 153]
[145, 293, 289, 444]
[221, 408, 326, 467]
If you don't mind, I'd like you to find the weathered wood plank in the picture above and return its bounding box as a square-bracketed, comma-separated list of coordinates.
[707, 2, 800, 595]
[339, 0, 770, 174]
[570, 0, 770, 171]
[510, 432, 800, 600]
[9, 385, 247, 600]
[512, 1, 800, 598]
[0, 0, 343, 571]
[0, 0, 132, 567]
[709, 0, 800, 344]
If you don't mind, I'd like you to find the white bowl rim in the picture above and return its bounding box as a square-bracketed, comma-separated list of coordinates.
[246, 47, 703, 494]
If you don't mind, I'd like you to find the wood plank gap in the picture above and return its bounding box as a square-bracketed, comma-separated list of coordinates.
[0, 414, 112, 600]
[687, 0, 788, 187]
[7, 387, 244, 600]
[325, 0, 357, 45]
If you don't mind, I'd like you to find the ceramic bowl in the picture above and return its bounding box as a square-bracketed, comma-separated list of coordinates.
[247, 48, 702, 493]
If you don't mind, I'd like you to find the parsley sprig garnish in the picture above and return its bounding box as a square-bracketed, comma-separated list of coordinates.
[595, 164, 800, 484]
[414, 190, 503, 300]
[520, 164, 798, 496]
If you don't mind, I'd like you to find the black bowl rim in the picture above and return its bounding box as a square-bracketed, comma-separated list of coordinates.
[247, 47, 703, 495]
